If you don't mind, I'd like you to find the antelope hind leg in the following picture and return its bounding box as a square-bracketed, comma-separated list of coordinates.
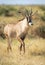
[7, 37, 12, 52]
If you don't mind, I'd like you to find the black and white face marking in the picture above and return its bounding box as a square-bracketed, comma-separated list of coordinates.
[27, 16, 33, 26]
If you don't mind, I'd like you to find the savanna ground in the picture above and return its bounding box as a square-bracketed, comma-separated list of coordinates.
[0, 38, 45, 65]
[0, 5, 45, 65]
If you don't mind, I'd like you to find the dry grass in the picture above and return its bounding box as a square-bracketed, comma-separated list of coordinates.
[0, 38, 45, 65]
[0, 16, 23, 24]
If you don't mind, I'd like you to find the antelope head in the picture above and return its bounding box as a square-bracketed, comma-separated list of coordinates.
[25, 9, 33, 26]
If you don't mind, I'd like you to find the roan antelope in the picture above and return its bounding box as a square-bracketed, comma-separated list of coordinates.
[4, 9, 33, 54]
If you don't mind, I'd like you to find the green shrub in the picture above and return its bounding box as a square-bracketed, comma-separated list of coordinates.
[0, 23, 5, 39]
[35, 26, 45, 38]
[0, 6, 18, 16]
[40, 6, 45, 11]
[41, 13, 45, 21]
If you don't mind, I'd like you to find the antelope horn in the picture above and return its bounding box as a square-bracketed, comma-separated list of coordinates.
[32, 10, 38, 16]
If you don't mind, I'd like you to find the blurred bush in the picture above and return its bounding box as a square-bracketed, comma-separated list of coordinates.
[41, 13, 45, 22]
[0, 23, 5, 39]
[0, 6, 18, 16]
[35, 26, 45, 38]
[39, 6, 45, 22]
[40, 6, 45, 11]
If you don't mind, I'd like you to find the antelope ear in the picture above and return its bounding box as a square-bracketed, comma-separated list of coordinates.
[25, 14, 28, 18]
[25, 9, 29, 17]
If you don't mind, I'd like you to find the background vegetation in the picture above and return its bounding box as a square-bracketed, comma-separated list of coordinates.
[0, 5, 45, 38]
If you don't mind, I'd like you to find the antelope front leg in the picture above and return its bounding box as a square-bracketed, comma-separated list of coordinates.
[17, 37, 22, 54]
[17, 37, 25, 54]
[22, 42, 25, 54]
